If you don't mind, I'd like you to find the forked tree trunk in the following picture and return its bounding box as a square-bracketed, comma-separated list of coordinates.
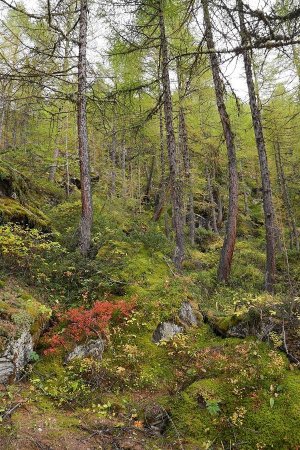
[159, 1, 184, 269]
[202, 0, 239, 283]
[78, 0, 93, 256]
[238, 0, 276, 292]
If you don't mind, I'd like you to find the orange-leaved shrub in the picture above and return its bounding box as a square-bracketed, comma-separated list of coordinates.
[43, 299, 135, 355]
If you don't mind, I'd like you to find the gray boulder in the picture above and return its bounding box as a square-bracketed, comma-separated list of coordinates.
[152, 301, 202, 343]
[179, 301, 199, 326]
[0, 331, 33, 384]
[152, 322, 183, 343]
[66, 338, 105, 363]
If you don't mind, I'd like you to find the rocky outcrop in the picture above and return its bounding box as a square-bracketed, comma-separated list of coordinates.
[152, 322, 184, 343]
[0, 280, 52, 384]
[179, 301, 200, 326]
[0, 331, 33, 384]
[203, 304, 300, 365]
[153, 301, 202, 343]
[66, 338, 105, 363]
[203, 307, 278, 339]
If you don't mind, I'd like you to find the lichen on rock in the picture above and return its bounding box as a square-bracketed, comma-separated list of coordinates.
[0, 279, 51, 384]
[66, 338, 105, 363]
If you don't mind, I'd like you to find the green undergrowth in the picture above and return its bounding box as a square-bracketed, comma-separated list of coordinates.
[1, 193, 300, 449]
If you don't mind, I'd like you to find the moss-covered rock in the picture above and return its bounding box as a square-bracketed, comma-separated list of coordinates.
[0, 198, 50, 230]
[0, 278, 51, 383]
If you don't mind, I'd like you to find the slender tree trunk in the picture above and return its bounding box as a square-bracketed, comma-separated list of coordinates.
[177, 63, 195, 246]
[49, 147, 60, 182]
[50, 25, 70, 182]
[216, 188, 223, 228]
[159, 91, 165, 179]
[239, 162, 249, 216]
[65, 113, 70, 197]
[109, 112, 117, 197]
[159, 1, 184, 269]
[274, 141, 299, 251]
[206, 166, 218, 234]
[49, 110, 62, 182]
[179, 105, 195, 245]
[238, 0, 276, 292]
[0, 97, 6, 147]
[78, 0, 93, 256]
[143, 155, 155, 203]
[121, 132, 127, 197]
[202, 0, 239, 283]
[153, 81, 167, 221]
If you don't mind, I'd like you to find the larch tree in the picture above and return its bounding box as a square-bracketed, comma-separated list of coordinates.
[77, 0, 93, 256]
[237, 0, 276, 292]
[158, 0, 185, 269]
[202, 0, 239, 283]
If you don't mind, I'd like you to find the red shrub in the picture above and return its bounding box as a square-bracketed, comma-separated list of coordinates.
[43, 299, 134, 355]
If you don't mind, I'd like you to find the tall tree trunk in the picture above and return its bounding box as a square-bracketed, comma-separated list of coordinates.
[121, 132, 127, 197]
[206, 166, 218, 233]
[78, 0, 93, 256]
[49, 110, 62, 182]
[153, 81, 167, 221]
[143, 155, 155, 203]
[202, 0, 239, 283]
[274, 141, 299, 251]
[65, 113, 70, 197]
[159, 1, 184, 269]
[49, 147, 60, 182]
[238, 0, 276, 292]
[240, 162, 249, 216]
[109, 111, 117, 197]
[0, 96, 6, 147]
[177, 62, 195, 246]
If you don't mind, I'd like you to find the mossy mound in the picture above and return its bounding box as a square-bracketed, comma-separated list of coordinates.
[0, 198, 50, 230]
[0, 162, 29, 201]
[169, 339, 300, 449]
[0, 278, 51, 352]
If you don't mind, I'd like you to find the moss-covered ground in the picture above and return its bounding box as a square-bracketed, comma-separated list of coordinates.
[0, 194, 299, 450]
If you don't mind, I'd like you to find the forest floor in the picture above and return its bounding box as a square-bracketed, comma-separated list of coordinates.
[0, 178, 300, 449]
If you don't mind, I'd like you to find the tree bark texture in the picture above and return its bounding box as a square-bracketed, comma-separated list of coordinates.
[274, 141, 299, 251]
[238, 0, 276, 292]
[202, 0, 239, 283]
[159, 1, 184, 269]
[78, 0, 93, 256]
[177, 62, 196, 246]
